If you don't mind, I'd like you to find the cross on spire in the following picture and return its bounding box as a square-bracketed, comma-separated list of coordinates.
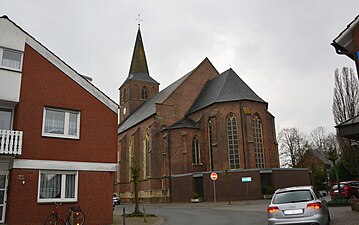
[136, 13, 143, 29]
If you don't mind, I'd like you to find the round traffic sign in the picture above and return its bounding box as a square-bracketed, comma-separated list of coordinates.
[210, 172, 218, 181]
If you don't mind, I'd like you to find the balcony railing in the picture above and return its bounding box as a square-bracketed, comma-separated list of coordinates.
[0, 129, 23, 155]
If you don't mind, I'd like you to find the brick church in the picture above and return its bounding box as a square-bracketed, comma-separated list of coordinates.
[116, 26, 302, 203]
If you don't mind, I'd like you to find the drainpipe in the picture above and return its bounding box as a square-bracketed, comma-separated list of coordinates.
[168, 128, 172, 202]
[239, 102, 247, 168]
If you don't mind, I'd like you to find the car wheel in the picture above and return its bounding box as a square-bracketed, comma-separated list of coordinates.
[350, 194, 357, 199]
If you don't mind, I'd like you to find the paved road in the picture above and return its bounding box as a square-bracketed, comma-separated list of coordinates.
[114, 200, 359, 225]
[157, 207, 266, 225]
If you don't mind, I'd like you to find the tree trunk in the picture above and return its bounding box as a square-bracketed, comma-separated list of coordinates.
[134, 180, 140, 213]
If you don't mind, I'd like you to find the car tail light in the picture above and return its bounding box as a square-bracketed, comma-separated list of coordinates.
[267, 206, 280, 213]
[307, 202, 322, 209]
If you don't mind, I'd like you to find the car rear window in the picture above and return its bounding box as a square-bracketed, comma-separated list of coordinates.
[332, 184, 344, 189]
[273, 190, 314, 204]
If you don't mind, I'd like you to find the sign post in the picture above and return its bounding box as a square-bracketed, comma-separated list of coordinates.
[241, 177, 252, 204]
[210, 172, 218, 203]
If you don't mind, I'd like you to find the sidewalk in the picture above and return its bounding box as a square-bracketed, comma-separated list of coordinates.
[112, 210, 164, 225]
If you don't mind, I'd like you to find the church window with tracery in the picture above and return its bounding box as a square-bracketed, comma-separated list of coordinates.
[192, 136, 200, 165]
[227, 114, 240, 169]
[253, 114, 264, 168]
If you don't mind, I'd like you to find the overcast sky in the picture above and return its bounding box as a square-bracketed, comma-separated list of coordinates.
[2, 0, 359, 135]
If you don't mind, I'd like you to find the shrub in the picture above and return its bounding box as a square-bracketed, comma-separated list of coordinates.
[262, 186, 274, 195]
[192, 192, 200, 199]
[327, 198, 349, 207]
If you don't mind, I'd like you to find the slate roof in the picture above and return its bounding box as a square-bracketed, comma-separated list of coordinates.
[118, 68, 195, 133]
[307, 149, 333, 167]
[187, 68, 266, 114]
[168, 117, 198, 130]
[129, 28, 150, 75]
[335, 114, 359, 140]
[336, 114, 359, 127]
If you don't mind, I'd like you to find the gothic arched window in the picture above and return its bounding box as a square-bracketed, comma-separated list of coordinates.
[123, 88, 127, 103]
[141, 86, 148, 100]
[144, 128, 151, 177]
[227, 114, 239, 169]
[253, 114, 264, 168]
[192, 136, 200, 165]
[208, 119, 214, 171]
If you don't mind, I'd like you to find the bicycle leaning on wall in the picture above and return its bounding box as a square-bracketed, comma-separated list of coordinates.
[44, 202, 85, 225]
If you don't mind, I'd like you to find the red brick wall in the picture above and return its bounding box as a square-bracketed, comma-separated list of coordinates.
[188, 101, 279, 172]
[272, 168, 311, 190]
[203, 171, 262, 201]
[170, 170, 262, 202]
[163, 58, 219, 124]
[171, 175, 193, 202]
[6, 169, 114, 225]
[14, 44, 117, 163]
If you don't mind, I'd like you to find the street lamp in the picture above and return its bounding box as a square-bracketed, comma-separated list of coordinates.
[350, 140, 359, 178]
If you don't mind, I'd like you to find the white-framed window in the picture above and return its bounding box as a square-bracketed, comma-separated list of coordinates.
[0, 48, 23, 71]
[38, 170, 78, 203]
[0, 107, 13, 130]
[42, 107, 80, 139]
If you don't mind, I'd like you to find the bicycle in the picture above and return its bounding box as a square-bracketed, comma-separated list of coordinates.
[44, 202, 85, 225]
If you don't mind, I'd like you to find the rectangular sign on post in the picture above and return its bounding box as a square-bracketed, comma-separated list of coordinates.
[241, 177, 252, 183]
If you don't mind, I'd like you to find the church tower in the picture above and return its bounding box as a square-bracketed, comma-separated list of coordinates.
[119, 24, 159, 122]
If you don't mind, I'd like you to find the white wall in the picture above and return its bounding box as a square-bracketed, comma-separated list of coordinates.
[0, 70, 21, 103]
[0, 18, 25, 104]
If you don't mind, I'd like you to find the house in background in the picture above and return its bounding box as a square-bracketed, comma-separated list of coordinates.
[298, 148, 332, 190]
[116, 26, 311, 203]
[0, 15, 118, 225]
[298, 148, 333, 171]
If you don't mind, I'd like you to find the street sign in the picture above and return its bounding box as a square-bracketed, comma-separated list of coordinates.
[241, 177, 252, 183]
[210, 172, 218, 181]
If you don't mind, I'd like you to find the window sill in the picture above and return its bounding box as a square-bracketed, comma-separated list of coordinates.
[42, 133, 80, 140]
[37, 199, 77, 203]
[0, 66, 22, 73]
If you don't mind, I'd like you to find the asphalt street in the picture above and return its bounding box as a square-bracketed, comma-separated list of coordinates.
[114, 199, 359, 225]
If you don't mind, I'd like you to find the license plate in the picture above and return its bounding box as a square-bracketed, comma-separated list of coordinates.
[334, 190, 339, 193]
[284, 209, 303, 215]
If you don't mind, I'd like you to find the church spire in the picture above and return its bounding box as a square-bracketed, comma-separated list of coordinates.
[128, 18, 149, 76]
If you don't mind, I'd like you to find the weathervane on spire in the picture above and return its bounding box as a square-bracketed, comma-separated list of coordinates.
[136, 13, 143, 29]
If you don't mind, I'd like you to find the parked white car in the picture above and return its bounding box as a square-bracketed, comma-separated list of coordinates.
[267, 186, 330, 225]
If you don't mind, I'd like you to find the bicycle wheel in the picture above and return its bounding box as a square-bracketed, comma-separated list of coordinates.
[44, 213, 58, 225]
[68, 210, 85, 225]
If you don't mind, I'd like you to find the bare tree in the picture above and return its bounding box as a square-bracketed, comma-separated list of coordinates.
[333, 67, 359, 176]
[130, 161, 141, 214]
[333, 67, 359, 124]
[278, 127, 308, 168]
[323, 133, 340, 185]
[310, 126, 327, 149]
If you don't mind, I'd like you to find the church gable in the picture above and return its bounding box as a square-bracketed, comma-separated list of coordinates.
[160, 58, 219, 124]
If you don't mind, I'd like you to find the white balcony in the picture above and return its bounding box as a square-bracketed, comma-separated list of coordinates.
[0, 129, 23, 155]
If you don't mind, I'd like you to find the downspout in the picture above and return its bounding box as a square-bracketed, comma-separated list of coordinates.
[168, 128, 172, 202]
[239, 102, 247, 168]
